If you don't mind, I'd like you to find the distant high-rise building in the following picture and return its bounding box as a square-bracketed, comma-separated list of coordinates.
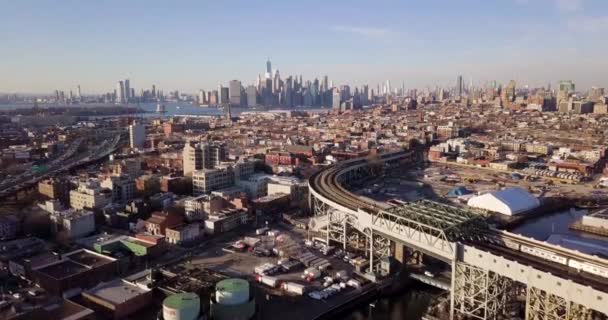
[264, 78, 273, 106]
[457, 75, 464, 98]
[557, 80, 575, 104]
[507, 80, 516, 98]
[273, 70, 281, 94]
[129, 122, 146, 149]
[332, 88, 341, 111]
[218, 85, 229, 105]
[229, 80, 243, 107]
[246, 85, 257, 107]
[589, 87, 605, 102]
[559, 80, 575, 93]
[266, 59, 272, 79]
[198, 90, 206, 105]
[116, 81, 125, 104]
[209, 90, 219, 105]
[124, 79, 131, 102]
[76, 85, 81, 100]
[285, 76, 293, 107]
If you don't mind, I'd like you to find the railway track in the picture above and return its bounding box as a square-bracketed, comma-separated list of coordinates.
[309, 152, 608, 289]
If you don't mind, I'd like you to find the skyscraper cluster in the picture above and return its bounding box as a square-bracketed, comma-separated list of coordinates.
[195, 60, 373, 109]
[107, 80, 164, 104]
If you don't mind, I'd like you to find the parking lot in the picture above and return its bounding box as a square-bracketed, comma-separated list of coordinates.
[188, 223, 380, 320]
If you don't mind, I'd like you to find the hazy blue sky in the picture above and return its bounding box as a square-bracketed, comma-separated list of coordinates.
[1, 0, 607, 93]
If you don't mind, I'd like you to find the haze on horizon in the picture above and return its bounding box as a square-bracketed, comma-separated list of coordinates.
[1, 0, 607, 94]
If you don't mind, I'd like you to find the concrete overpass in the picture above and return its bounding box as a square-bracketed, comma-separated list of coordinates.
[308, 150, 608, 319]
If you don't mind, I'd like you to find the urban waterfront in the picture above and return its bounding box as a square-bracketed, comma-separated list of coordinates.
[339, 286, 437, 320]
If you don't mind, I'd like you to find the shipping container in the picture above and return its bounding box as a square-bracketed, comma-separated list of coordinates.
[257, 275, 279, 288]
[282, 282, 306, 295]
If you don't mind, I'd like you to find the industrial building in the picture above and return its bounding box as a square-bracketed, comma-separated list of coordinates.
[76, 233, 165, 258]
[83, 278, 153, 319]
[466, 187, 540, 216]
[30, 249, 119, 297]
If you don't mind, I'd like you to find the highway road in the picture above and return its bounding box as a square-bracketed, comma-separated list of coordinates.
[0, 134, 124, 198]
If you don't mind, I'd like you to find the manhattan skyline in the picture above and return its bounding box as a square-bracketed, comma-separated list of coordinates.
[2, 0, 608, 93]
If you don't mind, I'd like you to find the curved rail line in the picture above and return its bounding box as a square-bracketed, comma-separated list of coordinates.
[308, 151, 608, 292]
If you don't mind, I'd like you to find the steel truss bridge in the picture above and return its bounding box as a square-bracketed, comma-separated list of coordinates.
[308, 150, 608, 320]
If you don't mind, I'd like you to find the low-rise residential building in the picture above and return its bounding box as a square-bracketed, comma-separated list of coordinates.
[149, 192, 175, 210]
[101, 174, 136, 204]
[183, 194, 224, 221]
[38, 177, 70, 204]
[192, 165, 235, 195]
[70, 179, 112, 210]
[110, 157, 142, 178]
[144, 211, 184, 236]
[204, 208, 249, 234]
[135, 174, 160, 195]
[165, 223, 201, 245]
[49, 209, 95, 239]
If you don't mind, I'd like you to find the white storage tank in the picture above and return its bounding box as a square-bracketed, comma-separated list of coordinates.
[216, 278, 250, 306]
[212, 278, 256, 320]
[163, 292, 200, 320]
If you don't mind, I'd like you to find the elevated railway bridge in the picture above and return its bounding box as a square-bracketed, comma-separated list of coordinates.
[308, 150, 608, 320]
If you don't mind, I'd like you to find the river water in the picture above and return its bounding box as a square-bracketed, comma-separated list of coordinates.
[0, 101, 331, 118]
[339, 286, 437, 320]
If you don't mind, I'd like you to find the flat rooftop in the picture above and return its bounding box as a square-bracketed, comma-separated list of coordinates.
[75, 233, 125, 249]
[42, 299, 95, 320]
[36, 260, 88, 279]
[124, 237, 156, 248]
[253, 192, 289, 203]
[64, 250, 115, 268]
[85, 279, 150, 305]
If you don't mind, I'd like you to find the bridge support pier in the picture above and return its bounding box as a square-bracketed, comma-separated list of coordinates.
[451, 261, 512, 320]
[525, 286, 594, 320]
[394, 243, 405, 264]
